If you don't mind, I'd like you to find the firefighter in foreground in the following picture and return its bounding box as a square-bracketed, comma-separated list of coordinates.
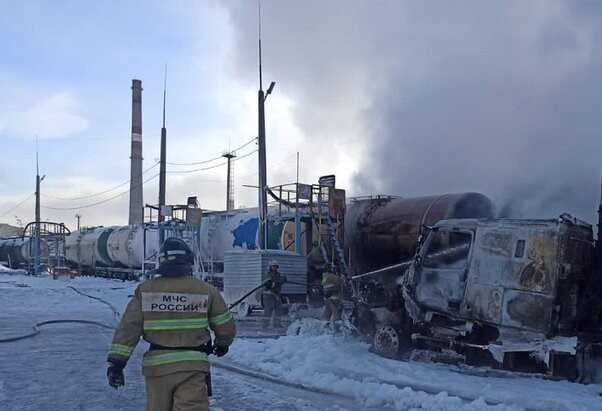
[262, 260, 287, 329]
[321, 266, 343, 324]
[106, 238, 236, 411]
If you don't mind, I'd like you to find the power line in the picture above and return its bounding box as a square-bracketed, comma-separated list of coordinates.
[0, 193, 35, 218]
[43, 161, 160, 201]
[166, 137, 257, 166]
[37, 138, 256, 203]
[167, 150, 258, 175]
[42, 173, 160, 211]
[166, 153, 224, 168]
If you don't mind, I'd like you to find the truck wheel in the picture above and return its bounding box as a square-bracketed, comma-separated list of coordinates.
[373, 326, 401, 359]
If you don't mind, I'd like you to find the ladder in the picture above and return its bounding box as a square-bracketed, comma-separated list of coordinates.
[325, 213, 348, 275]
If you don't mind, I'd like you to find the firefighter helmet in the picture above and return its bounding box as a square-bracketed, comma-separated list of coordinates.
[158, 237, 194, 266]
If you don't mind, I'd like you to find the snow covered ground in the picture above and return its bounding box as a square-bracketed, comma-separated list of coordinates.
[228, 320, 602, 410]
[1, 272, 601, 410]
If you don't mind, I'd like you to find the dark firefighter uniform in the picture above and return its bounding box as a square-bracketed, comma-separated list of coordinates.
[322, 271, 343, 322]
[106, 238, 236, 411]
[262, 260, 287, 329]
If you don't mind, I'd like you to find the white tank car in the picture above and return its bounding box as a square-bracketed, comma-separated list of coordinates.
[198, 207, 307, 263]
[200, 209, 261, 263]
[65, 227, 115, 268]
[106, 225, 160, 268]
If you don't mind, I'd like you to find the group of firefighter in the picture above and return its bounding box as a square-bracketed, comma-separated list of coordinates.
[106, 236, 345, 411]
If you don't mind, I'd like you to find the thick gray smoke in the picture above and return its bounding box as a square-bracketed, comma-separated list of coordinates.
[225, 1, 602, 223]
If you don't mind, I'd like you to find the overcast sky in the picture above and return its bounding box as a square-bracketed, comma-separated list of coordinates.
[1, 1, 602, 230]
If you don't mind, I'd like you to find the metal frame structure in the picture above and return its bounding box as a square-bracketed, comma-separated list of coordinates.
[265, 181, 347, 274]
[23, 221, 70, 274]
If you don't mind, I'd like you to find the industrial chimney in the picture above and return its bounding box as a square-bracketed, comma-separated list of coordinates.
[128, 79, 144, 225]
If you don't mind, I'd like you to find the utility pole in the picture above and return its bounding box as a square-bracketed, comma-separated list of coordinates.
[257, 1, 275, 249]
[223, 151, 237, 211]
[158, 67, 168, 243]
[75, 213, 82, 231]
[34, 139, 42, 276]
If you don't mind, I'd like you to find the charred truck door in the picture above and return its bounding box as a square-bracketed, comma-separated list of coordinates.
[414, 228, 473, 314]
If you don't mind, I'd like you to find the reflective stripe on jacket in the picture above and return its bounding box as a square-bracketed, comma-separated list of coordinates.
[107, 275, 236, 377]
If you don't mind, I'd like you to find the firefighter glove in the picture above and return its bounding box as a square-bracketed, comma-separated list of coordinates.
[213, 344, 229, 357]
[107, 363, 125, 389]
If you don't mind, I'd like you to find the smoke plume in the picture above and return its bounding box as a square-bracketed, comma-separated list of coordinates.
[225, 0, 602, 223]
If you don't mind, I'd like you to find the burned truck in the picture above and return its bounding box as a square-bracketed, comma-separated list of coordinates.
[346, 195, 602, 380]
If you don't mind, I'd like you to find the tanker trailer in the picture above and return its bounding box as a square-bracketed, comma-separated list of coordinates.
[345, 193, 494, 276]
[65, 227, 115, 273]
[0, 237, 50, 269]
[106, 225, 160, 269]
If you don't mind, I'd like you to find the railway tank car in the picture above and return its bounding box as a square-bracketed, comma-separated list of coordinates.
[199, 207, 306, 264]
[106, 225, 160, 268]
[65, 225, 160, 271]
[65, 227, 115, 271]
[0, 237, 50, 268]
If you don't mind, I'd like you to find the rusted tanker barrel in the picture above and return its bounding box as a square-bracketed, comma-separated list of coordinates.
[344, 193, 494, 275]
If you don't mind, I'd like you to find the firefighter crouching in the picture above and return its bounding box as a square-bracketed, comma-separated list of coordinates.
[321, 267, 343, 323]
[262, 260, 287, 329]
[106, 238, 236, 411]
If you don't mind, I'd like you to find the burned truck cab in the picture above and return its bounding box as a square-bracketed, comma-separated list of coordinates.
[400, 215, 595, 377]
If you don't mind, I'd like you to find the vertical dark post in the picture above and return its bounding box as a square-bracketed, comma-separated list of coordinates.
[295, 152, 301, 254]
[598, 176, 602, 265]
[129, 79, 144, 226]
[258, 89, 267, 249]
[158, 70, 167, 244]
[34, 172, 40, 275]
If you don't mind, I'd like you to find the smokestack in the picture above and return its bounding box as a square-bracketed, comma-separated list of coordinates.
[128, 79, 144, 226]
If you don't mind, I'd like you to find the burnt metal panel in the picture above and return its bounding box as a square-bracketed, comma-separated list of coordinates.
[502, 289, 554, 333]
[461, 284, 503, 324]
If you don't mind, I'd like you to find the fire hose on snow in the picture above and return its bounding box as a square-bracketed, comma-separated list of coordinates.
[0, 283, 518, 406]
[0, 284, 358, 404]
[228, 278, 307, 310]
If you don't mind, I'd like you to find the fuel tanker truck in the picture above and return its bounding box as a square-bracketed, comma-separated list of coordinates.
[345, 193, 602, 381]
